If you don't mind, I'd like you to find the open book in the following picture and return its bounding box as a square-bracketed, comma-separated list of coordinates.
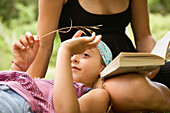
[100, 31, 170, 78]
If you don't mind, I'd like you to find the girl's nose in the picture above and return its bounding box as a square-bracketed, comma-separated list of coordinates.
[71, 55, 80, 63]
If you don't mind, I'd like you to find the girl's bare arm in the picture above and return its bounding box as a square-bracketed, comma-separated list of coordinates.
[53, 31, 109, 113]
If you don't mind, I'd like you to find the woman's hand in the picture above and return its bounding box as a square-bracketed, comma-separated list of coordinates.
[145, 67, 160, 79]
[12, 32, 40, 71]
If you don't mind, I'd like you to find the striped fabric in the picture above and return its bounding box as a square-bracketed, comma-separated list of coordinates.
[0, 71, 91, 113]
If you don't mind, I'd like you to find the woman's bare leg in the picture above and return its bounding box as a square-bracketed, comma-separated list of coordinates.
[103, 74, 170, 112]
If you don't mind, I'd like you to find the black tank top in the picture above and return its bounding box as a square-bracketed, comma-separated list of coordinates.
[59, 0, 136, 58]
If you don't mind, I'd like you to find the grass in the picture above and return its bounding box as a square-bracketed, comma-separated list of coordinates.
[0, 38, 13, 70]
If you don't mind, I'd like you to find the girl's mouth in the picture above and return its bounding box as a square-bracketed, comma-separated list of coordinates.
[72, 66, 80, 70]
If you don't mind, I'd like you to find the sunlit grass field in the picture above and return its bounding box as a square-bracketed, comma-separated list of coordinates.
[0, 13, 170, 79]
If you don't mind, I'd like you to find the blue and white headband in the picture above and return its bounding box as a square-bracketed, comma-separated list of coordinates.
[97, 40, 112, 66]
[82, 36, 112, 66]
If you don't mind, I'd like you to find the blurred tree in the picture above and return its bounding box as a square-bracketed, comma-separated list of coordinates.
[0, 0, 17, 22]
[160, 0, 170, 14]
[0, 0, 38, 52]
[0, 0, 38, 26]
[148, 0, 170, 15]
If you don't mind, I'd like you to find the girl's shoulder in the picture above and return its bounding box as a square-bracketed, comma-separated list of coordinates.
[89, 88, 109, 98]
[74, 82, 92, 98]
[78, 88, 110, 112]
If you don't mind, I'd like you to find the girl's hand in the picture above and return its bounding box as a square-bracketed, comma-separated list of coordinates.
[12, 32, 40, 71]
[60, 30, 102, 56]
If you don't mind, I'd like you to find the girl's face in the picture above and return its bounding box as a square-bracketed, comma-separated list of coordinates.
[71, 48, 105, 87]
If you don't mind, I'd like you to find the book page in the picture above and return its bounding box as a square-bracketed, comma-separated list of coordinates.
[151, 31, 170, 59]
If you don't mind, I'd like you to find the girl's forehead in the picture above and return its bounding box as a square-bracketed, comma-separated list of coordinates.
[86, 48, 99, 54]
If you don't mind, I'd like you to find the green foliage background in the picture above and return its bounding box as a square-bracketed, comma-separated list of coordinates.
[0, 0, 170, 75]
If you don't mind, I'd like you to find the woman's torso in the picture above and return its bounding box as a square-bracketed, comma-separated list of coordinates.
[59, 0, 136, 58]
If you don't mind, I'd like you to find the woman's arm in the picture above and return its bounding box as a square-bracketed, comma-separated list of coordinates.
[27, 0, 65, 78]
[130, 0, 159, 78]
[131, 0, 156, 53]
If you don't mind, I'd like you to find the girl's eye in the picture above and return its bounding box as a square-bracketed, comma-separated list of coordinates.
[81, 53, 90, 57]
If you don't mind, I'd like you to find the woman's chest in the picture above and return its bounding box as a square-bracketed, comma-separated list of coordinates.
[65, 0, 130, 15]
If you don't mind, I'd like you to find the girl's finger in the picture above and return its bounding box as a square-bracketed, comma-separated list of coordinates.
[33, 35, 40, 41]
[20, 35, 30, 49]
[93, 35, 102, 45]
[88, 35, 102, 48]
[72, 30, 83, 38]
[13, 41, 25, 50]
[83, 32, 96, 42]
[33, 41, 39, 54]
[90, 32, 96, 41]
[19, 35, 24, 40]
[25, 32, 34, 44]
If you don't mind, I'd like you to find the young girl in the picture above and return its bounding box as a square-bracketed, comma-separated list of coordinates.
[0, 31, 111, 113]
[1, 31, 170, 112]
